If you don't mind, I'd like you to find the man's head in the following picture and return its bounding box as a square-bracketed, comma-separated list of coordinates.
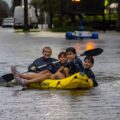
[42, 46, 52, 59]
[84, 56, 94, 69]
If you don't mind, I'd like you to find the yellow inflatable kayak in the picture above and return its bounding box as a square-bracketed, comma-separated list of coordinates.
[27, 73, 94, 90]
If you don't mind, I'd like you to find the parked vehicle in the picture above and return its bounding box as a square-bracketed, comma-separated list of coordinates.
[1, 17, 14, 27]
[14, 6, 38, 29]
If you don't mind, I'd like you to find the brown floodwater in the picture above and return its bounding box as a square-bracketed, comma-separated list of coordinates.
[0, 28, 120, 120]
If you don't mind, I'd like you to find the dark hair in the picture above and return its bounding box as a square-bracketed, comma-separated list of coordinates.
[58, 51, 66, 58]
[84, 56, 94, 64]
[66, 47, 76, 54]
[42, 46, 52, 52]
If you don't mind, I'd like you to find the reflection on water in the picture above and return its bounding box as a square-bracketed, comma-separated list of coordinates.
[0, 29, 120, 120]
[1, 85, 120, 120]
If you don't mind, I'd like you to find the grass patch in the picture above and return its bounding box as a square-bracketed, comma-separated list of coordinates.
[51, 26, 79, 32]
[51, 26, 96, 32]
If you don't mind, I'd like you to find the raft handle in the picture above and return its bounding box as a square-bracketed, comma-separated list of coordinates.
[74, 76, 78, 79]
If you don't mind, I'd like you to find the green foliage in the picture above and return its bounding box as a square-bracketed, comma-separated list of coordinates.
[0, 0, 9, 25]
[51, 26, 79, 32]
[31, 0, 62, 13]
[30, 0, 119, 31]
[52, 17, 62, 27]
[0, 0, 9, 11]
[63, 18, 72, 26]
[31, 0, 42, 8]
[0, 0, 9, 24]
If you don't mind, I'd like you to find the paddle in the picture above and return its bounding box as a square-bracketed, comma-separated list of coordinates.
[0, 48, 103, 83]
[0, 61, 59, 84]
[80, 48, 103, 56]
[0, 73, 14, 83]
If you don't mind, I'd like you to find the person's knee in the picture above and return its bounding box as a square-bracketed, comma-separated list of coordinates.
[46, 73, 51, 78]
[45, 70, 50, 73]
[64, 67, 69, 72]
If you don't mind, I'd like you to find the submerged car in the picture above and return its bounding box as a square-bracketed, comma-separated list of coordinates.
[1, 17, 14, 27]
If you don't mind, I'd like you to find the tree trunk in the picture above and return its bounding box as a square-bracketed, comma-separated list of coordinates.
[23, 0, 29, 31]
[48, 13, 53, 29]
[116, 2, 120, 31]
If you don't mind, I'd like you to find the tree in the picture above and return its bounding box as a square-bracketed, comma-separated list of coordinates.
[0, 0, 9, 24]
[105, 0, 120, 30]
[31, 0, 62, 28]
[0, 0, 9, 18]
[116, 0, 120, 30]
[11, 0, 22, 14]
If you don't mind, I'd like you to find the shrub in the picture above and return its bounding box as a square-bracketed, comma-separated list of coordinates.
[52, 17, 62, 27]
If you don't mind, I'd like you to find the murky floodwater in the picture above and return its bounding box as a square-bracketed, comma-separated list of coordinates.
[0, 28, 120, 120]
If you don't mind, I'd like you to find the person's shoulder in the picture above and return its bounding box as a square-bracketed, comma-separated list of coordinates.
[76, 57, 82, 60]
[85, 69, 95, 76]
[89, 69, 95, 78]
[51, 57, 58, 61]
[75, 57, 83, 63]
[90, 69, 95, 75]
[87, 68, 94, 74]
[33, 57, 43, 61]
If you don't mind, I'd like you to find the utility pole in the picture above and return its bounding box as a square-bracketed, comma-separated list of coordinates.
[23, 0, 30, 31]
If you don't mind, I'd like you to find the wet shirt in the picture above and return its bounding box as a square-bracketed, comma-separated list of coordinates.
[28, 57, 58, 73]
[85, 68, 98, 87]
[53, 62, 67, 73]
[64, 57, 85, 75]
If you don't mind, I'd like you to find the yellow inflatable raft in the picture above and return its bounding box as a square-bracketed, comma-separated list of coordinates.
[27, 72, 94, 90]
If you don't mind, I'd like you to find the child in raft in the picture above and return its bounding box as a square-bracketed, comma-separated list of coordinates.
[83, 56, 98, 87]
[11, 47, 85, 86]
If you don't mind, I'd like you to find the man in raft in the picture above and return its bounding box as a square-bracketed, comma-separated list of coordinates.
[13, 46, 58, 80]
[28, 46, 58, 73]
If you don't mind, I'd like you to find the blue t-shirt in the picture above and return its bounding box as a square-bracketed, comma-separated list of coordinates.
[84, 68, 98, 87]
[64, 57, 85, 75]
[52, 62, 67, 73]
[28, 57, 58, 73]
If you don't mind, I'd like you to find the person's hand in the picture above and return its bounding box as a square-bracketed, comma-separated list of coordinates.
[30, 66, 36, 71]
[50, 74, 56, 79]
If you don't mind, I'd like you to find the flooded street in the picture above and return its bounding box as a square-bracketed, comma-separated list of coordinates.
[0, 27, 120, 120]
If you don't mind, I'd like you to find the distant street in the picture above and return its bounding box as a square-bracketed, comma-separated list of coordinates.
[0, 27, 120, 120]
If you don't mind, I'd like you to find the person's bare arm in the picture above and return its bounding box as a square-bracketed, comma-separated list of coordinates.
[57, 66, 64, 72]
[63, 67, 69, 77]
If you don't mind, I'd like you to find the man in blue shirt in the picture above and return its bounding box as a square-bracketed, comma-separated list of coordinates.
[28, 46, 57, 73]
[11, 46, 58, 80]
